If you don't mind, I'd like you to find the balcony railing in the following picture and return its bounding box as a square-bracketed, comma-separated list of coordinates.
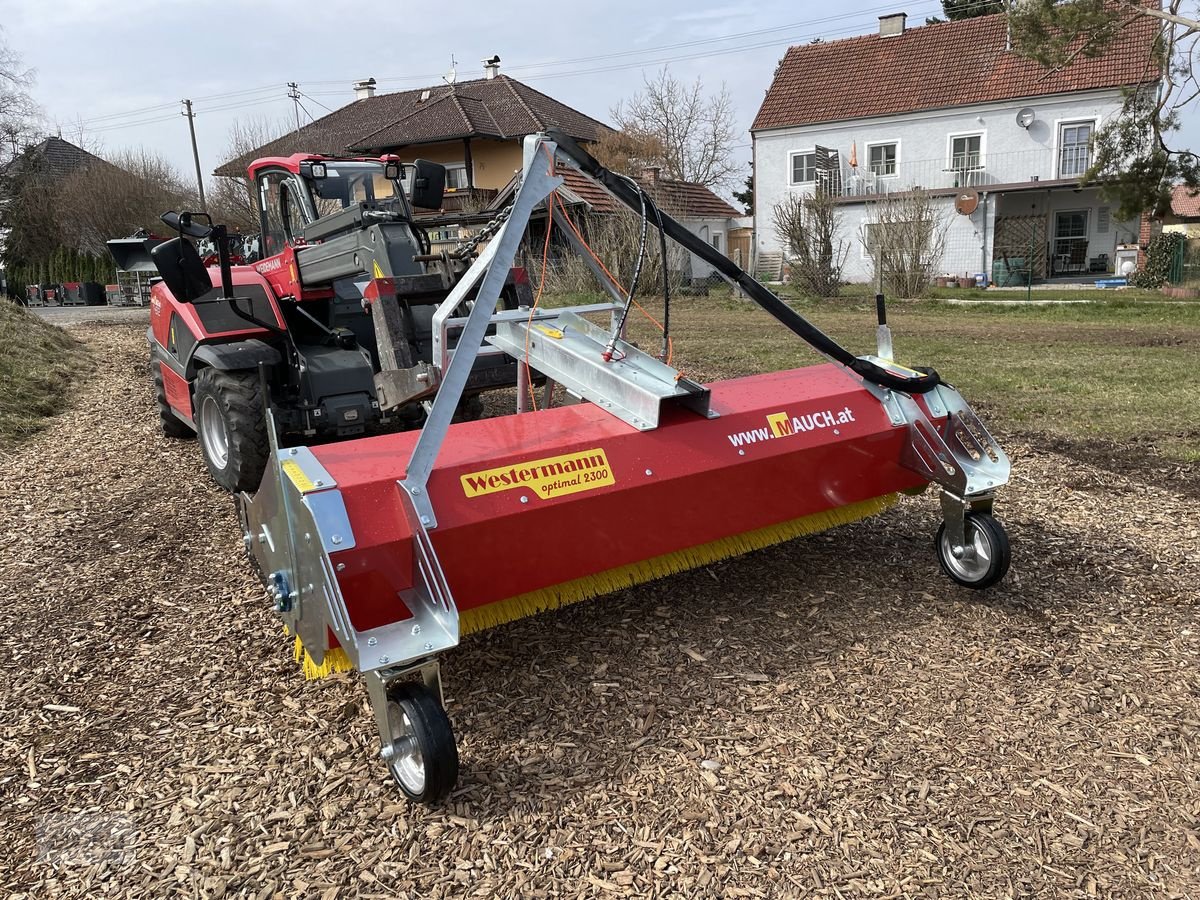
[819, 148, 1083, 199]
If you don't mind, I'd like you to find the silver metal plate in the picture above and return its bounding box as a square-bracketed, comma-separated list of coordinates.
[488, 310, 710, 430]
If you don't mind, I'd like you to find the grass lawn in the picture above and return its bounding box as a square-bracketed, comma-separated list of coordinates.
[550, 287, 1200, 467]
[0, 300, 91, 446]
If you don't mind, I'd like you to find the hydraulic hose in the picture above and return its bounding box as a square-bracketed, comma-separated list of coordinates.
[546, 130, 941, 395]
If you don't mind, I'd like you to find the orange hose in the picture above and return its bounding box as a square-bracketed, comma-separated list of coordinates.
[551, 193, 675, 365]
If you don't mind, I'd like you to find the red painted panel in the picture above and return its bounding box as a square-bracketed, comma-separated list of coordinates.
[308, 365, 930, 632]
[160, 361, 193, 421]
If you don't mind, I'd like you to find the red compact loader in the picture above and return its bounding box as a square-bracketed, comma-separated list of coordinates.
[143, 133, 1011, 804]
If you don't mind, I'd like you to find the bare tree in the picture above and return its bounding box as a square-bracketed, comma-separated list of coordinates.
[611, 68, 739, 191]
[590, 129, 667, 178]
[208, 117, 287, 232]
[0, 29, 39, 168]
[55, 149, 196, 253]
[772, 191, 848, 297]
[864, 190, 946, 298]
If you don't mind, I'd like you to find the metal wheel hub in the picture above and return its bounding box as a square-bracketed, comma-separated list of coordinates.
[200, 395, 230, 469]
[385, 702, 425, 794]
[940, 520, 993, 582]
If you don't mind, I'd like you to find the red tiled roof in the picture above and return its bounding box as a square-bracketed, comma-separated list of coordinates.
[639, 176, 741, 219]
[489, 167, 739, 222]
[752, 7, 1161, 131]
[216, 76, 610, 177]
[1171, 184, 1200, 219]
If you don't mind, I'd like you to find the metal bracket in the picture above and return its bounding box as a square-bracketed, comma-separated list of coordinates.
[402, 137, 564, 528]
[364, 657, 444, 759]
[864, 371, 1010, 500]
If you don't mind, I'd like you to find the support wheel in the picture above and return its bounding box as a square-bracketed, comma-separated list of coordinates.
[383, 682, 458, 804]
[151, 352, 193, 439]
[936, 512, 1010, 589]
[193, 368, 269, 493]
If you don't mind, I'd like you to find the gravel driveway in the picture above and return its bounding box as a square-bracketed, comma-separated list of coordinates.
[2, 324, 1198, 897]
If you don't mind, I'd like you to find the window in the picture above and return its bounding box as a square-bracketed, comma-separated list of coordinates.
[445, 165, 469, 191]
[1059, 122, 1093, 177]
[258, 171, 290, 257]
[710, 232, 723, 253]
[950, 135, 982, 171]
[868, 143, 897, 177]
[790, 152, 816, 184]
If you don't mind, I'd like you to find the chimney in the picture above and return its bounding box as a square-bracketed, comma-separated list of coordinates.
[878, 12, 907, 37]
[642, 165, 661, 183]
[354, 77, 377, 100]
[483, 55, 501, 80]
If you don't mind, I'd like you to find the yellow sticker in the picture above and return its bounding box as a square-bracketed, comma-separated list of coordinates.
[372, 260, 385, 279]
[461, 448, 614, 501]
[281, 459, 316, 493]
[532, 324, 564, 339]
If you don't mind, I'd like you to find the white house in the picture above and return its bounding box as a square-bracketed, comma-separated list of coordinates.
[751, 9, 1160, 285]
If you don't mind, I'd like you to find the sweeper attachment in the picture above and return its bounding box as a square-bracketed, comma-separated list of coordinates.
[235, 133, 1011, 803]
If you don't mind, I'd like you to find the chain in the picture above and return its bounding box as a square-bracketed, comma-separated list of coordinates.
[451, 201, 514, 260]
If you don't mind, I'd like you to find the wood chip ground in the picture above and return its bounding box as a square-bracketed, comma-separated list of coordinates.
[1, 324, 1198, 898]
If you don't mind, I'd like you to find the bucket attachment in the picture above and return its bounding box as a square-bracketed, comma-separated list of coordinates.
[239, 133, 1012, 804]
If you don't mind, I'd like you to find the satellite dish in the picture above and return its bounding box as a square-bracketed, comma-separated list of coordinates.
[1016, 107, 1035, 129]
[442, 69, 457, 85]
[955, 190, 979, 215]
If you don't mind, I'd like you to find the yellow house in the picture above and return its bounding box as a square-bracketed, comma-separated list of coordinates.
[215, 64, 609, 207]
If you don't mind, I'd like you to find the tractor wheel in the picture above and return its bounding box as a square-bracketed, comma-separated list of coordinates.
[193, 368, 269, 493]
[150, 352, 193, 439]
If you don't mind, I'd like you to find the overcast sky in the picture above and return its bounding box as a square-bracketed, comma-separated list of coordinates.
[2, 0, 1195, 193]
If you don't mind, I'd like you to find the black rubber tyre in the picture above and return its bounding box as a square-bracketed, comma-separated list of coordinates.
[150, 351, 193, 439]
[384, 682, 459, 804]
[192, 367, 269, 493]
[935, 512, 1011, 590]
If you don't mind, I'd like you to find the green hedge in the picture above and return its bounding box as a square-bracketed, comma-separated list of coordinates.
[1130, 232, 1186, 289]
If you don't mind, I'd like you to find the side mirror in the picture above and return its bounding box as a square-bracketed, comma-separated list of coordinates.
[410, 159, 446, 210]
[151, 237, 211, 303]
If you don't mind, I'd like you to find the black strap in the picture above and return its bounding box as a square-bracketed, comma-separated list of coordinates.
[547, 130, 941, 395]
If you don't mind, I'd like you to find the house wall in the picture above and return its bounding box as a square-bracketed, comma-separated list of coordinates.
[390, 138, 521, 191]
[753, 88, 1130, 275]
[683, 217, 735, 279]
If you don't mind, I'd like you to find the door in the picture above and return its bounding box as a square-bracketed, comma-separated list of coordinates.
[1053, 210, 1089, 275]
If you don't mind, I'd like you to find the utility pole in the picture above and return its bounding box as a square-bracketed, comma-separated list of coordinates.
[181, 99, 207, 213]
[287, 82, 302, 131]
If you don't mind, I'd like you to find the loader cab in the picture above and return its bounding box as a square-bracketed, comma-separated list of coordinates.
[254, 158, 414, 256]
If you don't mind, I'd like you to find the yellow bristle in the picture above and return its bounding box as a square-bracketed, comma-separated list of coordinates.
[287, 493, 897, 677]
[458, 493, 898, 636]
[291, 634, 354, 680]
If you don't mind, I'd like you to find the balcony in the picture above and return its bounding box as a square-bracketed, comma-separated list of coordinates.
[815, 147, 1086, 201]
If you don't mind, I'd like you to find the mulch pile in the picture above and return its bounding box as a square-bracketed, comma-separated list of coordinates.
[1, 325, 1198, 898]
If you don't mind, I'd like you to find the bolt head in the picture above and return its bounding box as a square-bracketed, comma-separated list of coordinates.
[645, 469, 653, 476]
[420, 515, 431, 526]
[520, 496, 529, 504]
[380, 743, 394, 760]
[951, 545, 965, 559]
[424, 642, 433, 651]
[411, 487, 421, 495]
[336, 563, 346, 572]
[379, 656, 390, 665]
[367, 637, 378, 646]
[289, 448, 298, 456]
[411, 624, 422, 635]
[331, 535, 343, 545]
